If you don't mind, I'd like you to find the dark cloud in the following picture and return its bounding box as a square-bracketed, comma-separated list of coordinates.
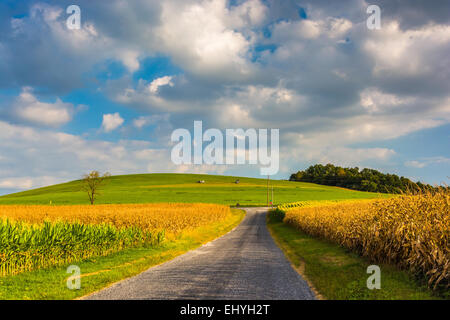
[0, 1, 162, 94]
[375, 0, 450, 29]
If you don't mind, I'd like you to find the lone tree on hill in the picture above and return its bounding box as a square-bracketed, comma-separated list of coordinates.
[81, 171, 111, 205]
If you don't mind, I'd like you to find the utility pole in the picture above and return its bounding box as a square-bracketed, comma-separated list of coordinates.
[272, 186, 274, 209]
[267, 175, 269, 207]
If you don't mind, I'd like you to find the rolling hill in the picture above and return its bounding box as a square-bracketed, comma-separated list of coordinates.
[0, 173, 388, 206]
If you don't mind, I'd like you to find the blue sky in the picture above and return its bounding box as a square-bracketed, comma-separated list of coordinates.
[0, 0, 449, 194]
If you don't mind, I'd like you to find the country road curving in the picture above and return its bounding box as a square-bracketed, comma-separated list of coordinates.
[84, 208, 316, 300]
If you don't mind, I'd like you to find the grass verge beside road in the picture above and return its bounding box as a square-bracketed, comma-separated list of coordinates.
[0, 209, 245, 300]
[267, 213, 441, 300]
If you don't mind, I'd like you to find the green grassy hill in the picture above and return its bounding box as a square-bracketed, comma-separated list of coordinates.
[0, 173, 388, 206]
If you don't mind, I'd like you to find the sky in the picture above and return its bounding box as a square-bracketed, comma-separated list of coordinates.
[0, 0, 449, 195]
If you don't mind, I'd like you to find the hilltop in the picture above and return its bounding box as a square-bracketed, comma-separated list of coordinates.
[0, 173, 387, 206]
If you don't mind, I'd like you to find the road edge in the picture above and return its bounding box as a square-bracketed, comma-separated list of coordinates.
[78, 208, 246, 300]
[266, 213, 324, 300]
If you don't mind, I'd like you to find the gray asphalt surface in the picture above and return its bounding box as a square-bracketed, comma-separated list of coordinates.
[84, 207, 316, 300]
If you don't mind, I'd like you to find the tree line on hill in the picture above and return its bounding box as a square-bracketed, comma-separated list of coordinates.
[289, 164, 438, 194]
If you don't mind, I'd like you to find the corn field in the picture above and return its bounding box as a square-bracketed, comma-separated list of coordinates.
[0, 203, 230, 276]
[0, 203, 230, 234]
[282, 191, 449, 290]
[277, 199, 370, 211]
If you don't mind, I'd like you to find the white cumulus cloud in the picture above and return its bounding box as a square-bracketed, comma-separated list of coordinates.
[149, 76, 174, 94]
[11, 87, 74, 127]
[101, 112, 124, 132]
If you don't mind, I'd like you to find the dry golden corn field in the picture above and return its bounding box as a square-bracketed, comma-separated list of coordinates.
[0, 203, 230, 234]
[282, 191, 449, 290]
[0, 203, 230, 276]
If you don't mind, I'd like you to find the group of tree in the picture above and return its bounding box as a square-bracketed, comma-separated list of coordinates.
[289, 163, 438, 194]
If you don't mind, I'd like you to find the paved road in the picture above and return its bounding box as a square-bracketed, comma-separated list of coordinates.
[85, 208, 316, 300]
